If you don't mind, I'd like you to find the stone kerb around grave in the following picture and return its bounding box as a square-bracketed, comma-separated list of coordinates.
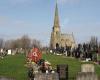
[34, 73, 59, 80]
[76, 64, 99, 80]
[0, 77, 15, 80]
[76, 72, 98, 80]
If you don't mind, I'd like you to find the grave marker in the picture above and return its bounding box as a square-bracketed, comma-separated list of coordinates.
[76, 64, 98, 80]
[81, 64, 94, 72]
[35, 73, 59, 80]
[57, 64, 68, 80]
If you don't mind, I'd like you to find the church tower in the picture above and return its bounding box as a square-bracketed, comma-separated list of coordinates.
[50, 2, 61, 49]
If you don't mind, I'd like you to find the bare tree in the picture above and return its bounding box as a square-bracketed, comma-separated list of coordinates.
[20, 35, 31, 49]
[3, 35, 42, 53]
[4, 40, 12, 49]
[90, 36, 98, 51]
[31, 39, 42, 49]
[10, 39, 20, 49]
[0, 38, 4, 48]
[90, 36, 98, 46]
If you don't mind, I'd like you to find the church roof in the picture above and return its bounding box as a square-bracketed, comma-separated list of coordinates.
[61, 33, 73, 37]
[61, 33, 75, 42]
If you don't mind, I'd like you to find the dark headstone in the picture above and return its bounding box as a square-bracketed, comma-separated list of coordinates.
[57, 64, 68, 80]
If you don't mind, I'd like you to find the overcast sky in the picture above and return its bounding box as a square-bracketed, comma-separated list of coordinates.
[0, 0, 100, 46]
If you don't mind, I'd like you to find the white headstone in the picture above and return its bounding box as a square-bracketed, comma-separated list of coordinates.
[0, 49, 3, 53]
[50, 50, 53, 53]
[86, 58, 91, 62]
[8, 50, 12, 55]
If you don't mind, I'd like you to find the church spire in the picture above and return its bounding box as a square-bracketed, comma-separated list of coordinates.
[54, 2, 60, 28]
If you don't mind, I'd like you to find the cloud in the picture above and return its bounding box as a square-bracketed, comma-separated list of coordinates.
[57, 0, 80, 5]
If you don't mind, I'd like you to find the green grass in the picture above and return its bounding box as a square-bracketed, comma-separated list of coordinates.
[0, 54, 27, 80]
[98, 54, 100, 60]
[0, 54, 100, 80]
[43, 54, 81, 78]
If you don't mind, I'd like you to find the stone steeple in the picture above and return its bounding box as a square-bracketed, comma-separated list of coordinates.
[50, 1, 76, 49]
[50, 2, 61, 49]
[54, 2, 60, 28]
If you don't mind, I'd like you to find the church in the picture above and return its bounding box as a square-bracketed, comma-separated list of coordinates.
[50, 3, 76, 49]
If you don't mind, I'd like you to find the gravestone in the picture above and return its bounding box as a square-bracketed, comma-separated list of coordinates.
[0, 77, 15, 80]
[81, 64, 94, 72]
[7, 50, 12, 55]
[86, 58, 91, 62]
[35, 73, 59, 80]
[12, 50, 16, 55]
[76, 64, 98, 80]
[57, 64, 68, 80]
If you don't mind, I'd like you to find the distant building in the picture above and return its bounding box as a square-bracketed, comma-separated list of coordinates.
[50, 3, 76, 49]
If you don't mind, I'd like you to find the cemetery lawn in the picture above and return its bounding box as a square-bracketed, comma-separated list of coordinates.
[0, 54, 100, 80]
